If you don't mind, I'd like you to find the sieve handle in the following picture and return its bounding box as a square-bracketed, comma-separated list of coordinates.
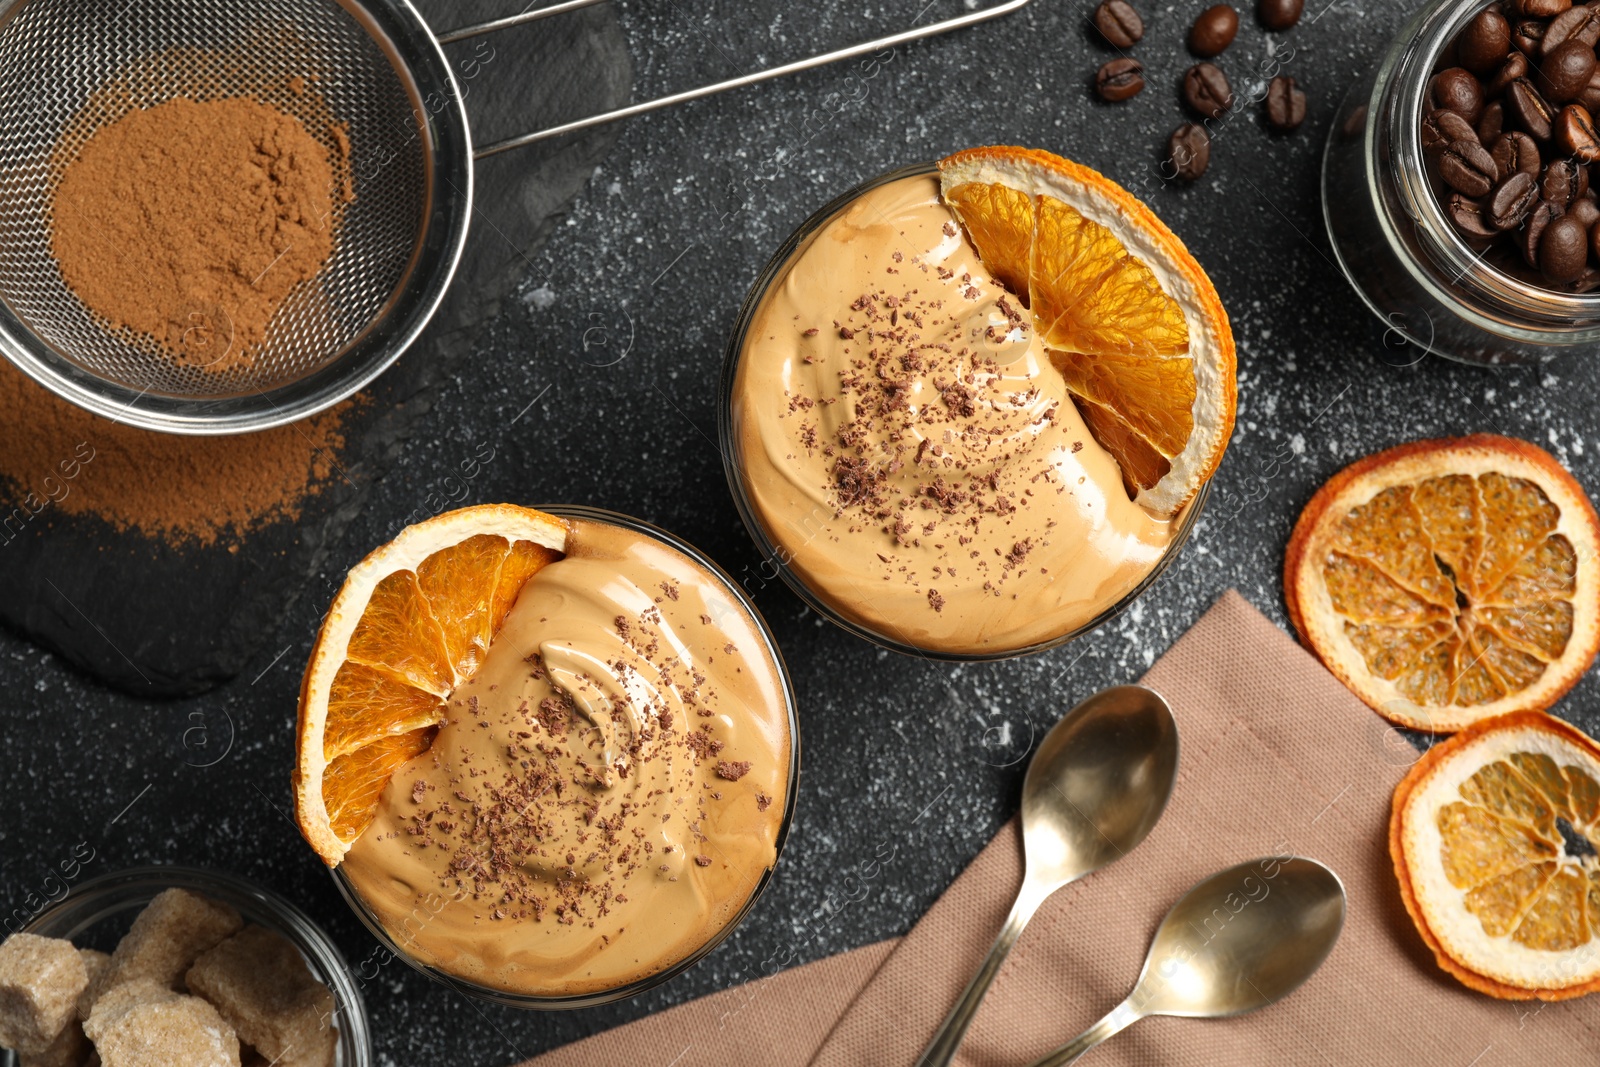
[438, 0, 1041, 160]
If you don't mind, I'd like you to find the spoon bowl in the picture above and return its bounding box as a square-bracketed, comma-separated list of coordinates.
[1029, 857, 1347, 1066]
[915, 685, 1180, 1067]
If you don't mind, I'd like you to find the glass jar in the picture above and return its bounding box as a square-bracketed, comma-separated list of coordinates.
[1, 865, 371, 1067]
[718, 162, 1211, 661]
[331, 505, 801, 1010]
[1324, 0, 1600, 364]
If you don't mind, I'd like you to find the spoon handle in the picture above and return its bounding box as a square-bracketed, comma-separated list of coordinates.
[1026, 1000, 1141, 1067]
[913, 881, 1049, 1067]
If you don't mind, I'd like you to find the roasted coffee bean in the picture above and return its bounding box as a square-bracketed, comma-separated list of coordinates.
[1507, 77, 1556, 138]
[1430, 67, 1485, 121]
[1183, 62, 1235, 117]
[1478, 100, 1507, 140]
[1514, 19, 1549, 56]
[1447, 192, 1499, 240]
[1523, 199, 1566, 265]
[1558, 102, 1600, 158]
[1489, 51, 1531, 96]
[1540, 214, 1591, 280]
[1424, 107, 1480, 152]
[1440, 138, 1500, 196]
[1518, 0, 1573, 19]
[1189, 4, 1240, 56]
[1491, 130, 1542, 176]
[1264, 75, 1307, 131]
[1542, 157, 1591, 203]
[1544, 3, 1600, 52]
[1578, 66, 1600, 109]
[1570, 192, 1600, 226]
[1590, 212, 1600, 260]
[1167, 123, 1211, 180]
[1258, 0, 1302, 31]
[1488, 170, 1540, 227]
[1094, 0, 1144, 48]
[1538, 39, 1598, 101]
[1096, 57, 1146, 101]
[1461, 8, 1513, 73]
[1563, 266, 1600, 291]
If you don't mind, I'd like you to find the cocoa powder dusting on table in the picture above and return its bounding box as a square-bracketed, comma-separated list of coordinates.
[0, 358, 351, 546]
[49, 96, 344, 371]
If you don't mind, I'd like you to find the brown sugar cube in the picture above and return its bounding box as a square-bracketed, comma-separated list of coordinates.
[83, 979, 239, 1067]
[70, 953, 106, 1025]
[185, 926, 336, 1067]
[80, 890, 240, 1018]
[17, 1017, 87, 1067]
[0, 933, 89, 1054]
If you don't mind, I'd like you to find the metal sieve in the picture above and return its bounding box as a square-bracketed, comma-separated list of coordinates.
[0, 0, 1036, 435]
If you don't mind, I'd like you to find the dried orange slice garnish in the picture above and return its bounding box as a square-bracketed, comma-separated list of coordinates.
[293, 505, 567, 866]
[1286, 435, 1600, 733]
[938, 146, 1236, 515]
[1392, 711, 1600, 999]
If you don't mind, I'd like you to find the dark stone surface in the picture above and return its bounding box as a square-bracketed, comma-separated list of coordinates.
[4, 1, 1600, 1064]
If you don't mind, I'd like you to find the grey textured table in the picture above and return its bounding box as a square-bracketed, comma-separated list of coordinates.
[6, 1, 1600, 1064]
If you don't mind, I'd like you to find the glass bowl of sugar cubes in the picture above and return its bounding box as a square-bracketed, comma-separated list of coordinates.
[0, 866, 369, 1066]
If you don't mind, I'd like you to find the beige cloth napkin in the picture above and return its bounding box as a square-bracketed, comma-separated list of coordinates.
[521, 592, 1600, 1066]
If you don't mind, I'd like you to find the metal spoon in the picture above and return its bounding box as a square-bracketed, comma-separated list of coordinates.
[915, 685, 1180, 1067]
[1028, 857, 1347, 1067]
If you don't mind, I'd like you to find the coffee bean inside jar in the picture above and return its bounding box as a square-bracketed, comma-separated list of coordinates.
[1427, 1, 1600, 290]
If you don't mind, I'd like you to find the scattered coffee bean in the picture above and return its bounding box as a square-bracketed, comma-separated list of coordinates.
[1491, 130, 1542, 177]
[1540, 214, 1591, 281]
[1167, 123, 1211, 180]
[1461, 9, 1513, 74]
[1258, 0, 1302, 31]
[1538, 38, 1597, 100]
[1543, 3, 1600, 52]
[1439, 138, 1500, 197]
[1558, 101, 1600, 158]
[1478, 99, 1507, 140]
[1489, 51, 1531, 96]
[1571, 193, 1600, 227]
[1514, 18, 1549, 55]
[1426, 108, 1479, 152]
[1542, 157, 1590, 204]
[1094, 0, 1144, 48]
[1448, 192, 1499, 240]
[1488, 170, 1540, 228]
[1507, 77, 1555, 138]
[1523, 198, 1566, 265]
[1265, 75, 1307, 131]
[1183, 62, 1235, 117]
[1189, 4, 1239, 56]
[1096, 57, 1146, 101]
[1431, 67, 1486, 121]
[1519, 0, 1574, 19]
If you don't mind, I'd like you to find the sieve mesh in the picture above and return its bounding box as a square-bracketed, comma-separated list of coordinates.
[0, 0, 431, 400]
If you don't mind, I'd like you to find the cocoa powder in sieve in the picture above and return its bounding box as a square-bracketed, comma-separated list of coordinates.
[0, 357, 353, 546]
[50, 97, 342, 371]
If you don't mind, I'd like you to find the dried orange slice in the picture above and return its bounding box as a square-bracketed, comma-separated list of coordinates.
[1286, 435, 1600, 733]
[938, 146, 1236, 515]
[293, 505, 567, 866]
[1391, 711, 1600, 999]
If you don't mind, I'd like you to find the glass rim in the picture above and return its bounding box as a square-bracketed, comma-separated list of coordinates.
[2, 863, 371, 1067]
[716, 161, 1213, 663]
[1386, 0, 1600, 333]
[330, 503, 803, 1010]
